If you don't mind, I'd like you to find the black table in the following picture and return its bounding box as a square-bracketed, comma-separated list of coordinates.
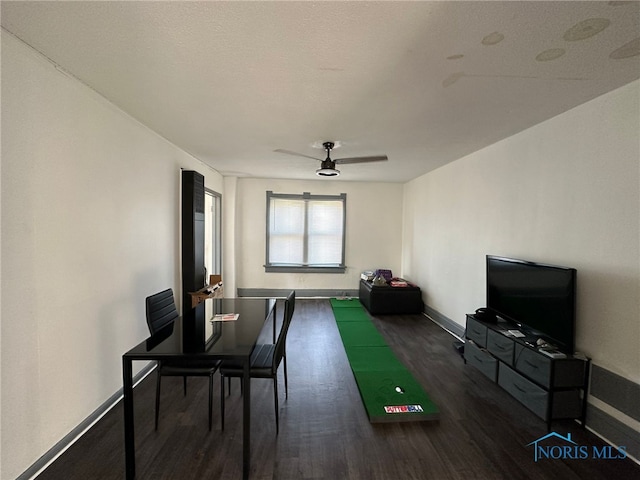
[122, 297, 276, 480]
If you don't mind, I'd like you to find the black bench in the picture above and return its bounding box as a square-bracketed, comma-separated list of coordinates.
[358, 279, 423, 315]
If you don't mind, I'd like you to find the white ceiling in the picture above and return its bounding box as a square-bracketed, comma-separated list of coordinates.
[2, 1, 639, 182]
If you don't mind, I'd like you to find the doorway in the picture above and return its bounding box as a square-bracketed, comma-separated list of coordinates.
[204, 189, 222, 319]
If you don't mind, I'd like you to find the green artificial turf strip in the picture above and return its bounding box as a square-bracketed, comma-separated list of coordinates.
[336, 322, 387, 346]
[330, 298, 439, 423]
[352, 370, 439, 423]
[332, 308, 372, 323]
[330, 298, 364, 309]
[344, 346, 406, 372]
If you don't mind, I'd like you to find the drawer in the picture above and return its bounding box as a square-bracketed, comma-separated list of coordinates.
[499, 364, 582, 420]
[487, 330, 514, 365]
[498, 363, 548, 419]
[515, 345, 587, 388]
[465, 341, 498, 382]
[514, 345, 552, 387]
[466, 316, 487, 347]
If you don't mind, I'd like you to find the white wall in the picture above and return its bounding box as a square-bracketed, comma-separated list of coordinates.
[233, 178, 404, 293]
[0, 32, 223, 479]
[402, 80, 639, 420]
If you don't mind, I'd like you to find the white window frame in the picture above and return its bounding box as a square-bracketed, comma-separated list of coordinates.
[265, 191, 346, 273]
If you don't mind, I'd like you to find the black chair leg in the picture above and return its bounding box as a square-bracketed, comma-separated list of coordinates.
[183, 376, 187, 396]
[155, 372, 161, 431]
[284, 357, 288, 399]
[274, 376, 279, 435]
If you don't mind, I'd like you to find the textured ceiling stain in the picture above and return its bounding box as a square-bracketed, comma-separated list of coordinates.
[443, 72, 588, 88]
[481, 31, 505, 46]
[442, 72, 465, 88]
[610, 37, 640, 59]
[563, 18, 611, 41]
[536, 48, 566, 62]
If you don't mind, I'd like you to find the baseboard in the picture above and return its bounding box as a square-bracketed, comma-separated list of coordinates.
[587, 364, 640, 462]
[423, 304, 465, 339]
[590, 364, 640, 423]
[17, 362, 156, 480]
[237, 288, 359, 298]
[586, 404, 640, 463]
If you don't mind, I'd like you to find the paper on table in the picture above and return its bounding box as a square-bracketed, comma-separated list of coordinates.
[212, 313, 239, 322]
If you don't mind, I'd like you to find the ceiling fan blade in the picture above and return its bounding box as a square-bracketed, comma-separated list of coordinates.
[334, 155, 388, 165]
[274, 149, 323, 161]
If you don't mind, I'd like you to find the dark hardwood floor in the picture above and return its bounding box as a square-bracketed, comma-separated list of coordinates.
[36, 299, 639, 479]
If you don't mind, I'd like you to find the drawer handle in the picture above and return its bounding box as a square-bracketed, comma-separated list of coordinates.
[473, 355, 483, 362]
[494, 344, 507, 350]
[514, 384, 527, 393]
[524, 360, 539, 369]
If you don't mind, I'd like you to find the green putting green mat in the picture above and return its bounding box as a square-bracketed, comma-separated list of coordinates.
[330, 298, 364, 308]
[345, 346, 406, 372]
[333, 309, 372, 323]
[336, 322, 387, 347]
[331, 299, 439, 423]
[353, 370, 439, 423]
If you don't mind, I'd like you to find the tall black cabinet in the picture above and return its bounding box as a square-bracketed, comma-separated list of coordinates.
[181, 170, 206, 351]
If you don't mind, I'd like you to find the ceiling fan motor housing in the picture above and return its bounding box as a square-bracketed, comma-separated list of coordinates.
[320, 158, 335, 170]
[316, 156, 339, 176]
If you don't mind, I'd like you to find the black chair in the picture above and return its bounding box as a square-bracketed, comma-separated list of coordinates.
[220, 290, 296, 433]
[145, 288, 220, 431]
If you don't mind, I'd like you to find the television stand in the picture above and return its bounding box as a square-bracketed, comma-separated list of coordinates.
[464, 314, 590, 429]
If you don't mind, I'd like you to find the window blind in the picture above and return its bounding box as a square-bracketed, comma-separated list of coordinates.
[266, 192, 345, 270]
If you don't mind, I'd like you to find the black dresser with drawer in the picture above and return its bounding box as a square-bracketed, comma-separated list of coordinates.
[464, 314, 590, 428]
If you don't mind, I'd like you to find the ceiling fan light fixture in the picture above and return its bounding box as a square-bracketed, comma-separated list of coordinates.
[275, 139, 385, 177]
[316, 156, 339, 177]
[316, 167, 340, 177]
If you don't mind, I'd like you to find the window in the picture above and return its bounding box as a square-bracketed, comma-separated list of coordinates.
[266, 191, 346, 273]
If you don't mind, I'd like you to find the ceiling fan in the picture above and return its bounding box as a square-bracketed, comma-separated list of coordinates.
[275, 141, 388, 177]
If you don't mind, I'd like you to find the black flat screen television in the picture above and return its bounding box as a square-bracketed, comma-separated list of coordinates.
[486, 255, 576, 354]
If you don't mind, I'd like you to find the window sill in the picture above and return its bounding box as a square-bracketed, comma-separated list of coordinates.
[265, 265, 346, 274]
